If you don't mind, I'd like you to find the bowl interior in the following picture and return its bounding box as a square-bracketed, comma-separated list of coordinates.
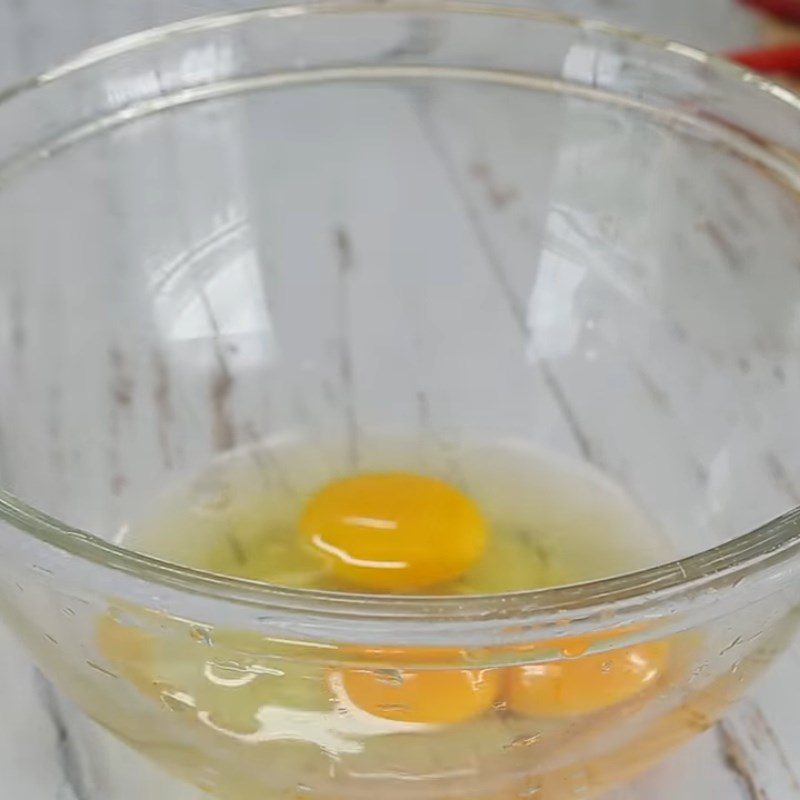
[0, 6, 800, 591]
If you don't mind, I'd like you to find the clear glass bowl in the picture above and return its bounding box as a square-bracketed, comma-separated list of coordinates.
[1, 3, 800, 799]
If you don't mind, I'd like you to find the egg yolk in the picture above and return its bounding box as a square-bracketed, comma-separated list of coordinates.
[335, 651, 499, 724]
[299, 472, 487, 591]
[505, 634, 669, 718]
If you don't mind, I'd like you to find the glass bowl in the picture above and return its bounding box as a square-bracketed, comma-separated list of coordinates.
[1, 3, 800, 798]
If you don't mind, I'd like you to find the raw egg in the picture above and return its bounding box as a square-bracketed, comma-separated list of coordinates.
[334, 647, 499, 725]
[505, 633, 669, 718]
[300, 472, 487, 591]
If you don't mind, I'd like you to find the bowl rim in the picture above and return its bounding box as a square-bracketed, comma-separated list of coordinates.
[2, 0, 800, 630]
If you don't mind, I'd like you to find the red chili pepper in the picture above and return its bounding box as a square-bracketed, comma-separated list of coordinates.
[738, 0, 800, 23]
[728, 43, 800, 73]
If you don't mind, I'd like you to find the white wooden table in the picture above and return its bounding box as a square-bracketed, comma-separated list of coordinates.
[0, 2, 798, 799]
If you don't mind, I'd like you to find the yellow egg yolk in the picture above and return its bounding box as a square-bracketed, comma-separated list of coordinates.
[299, 472, 487, 591]
[334, 649, 499, 725]
[505, 634, 669, 718]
